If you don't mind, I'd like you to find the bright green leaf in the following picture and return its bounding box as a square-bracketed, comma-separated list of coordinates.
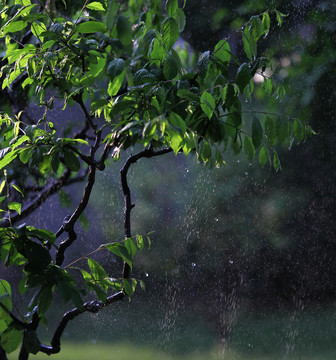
[200, 92, 215, 119]
[75, 21, 107, 34]
[86, 2, 105, 11]
[259, 146, 269, 166]
[214, 39, 231, 64]
[161, 17, 179, 51]
[0, 325, 22, 354]
[8, 202, 21, 215]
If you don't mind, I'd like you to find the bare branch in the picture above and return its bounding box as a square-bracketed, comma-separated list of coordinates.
[120, 147, 172, 278]
[55, 132, 102, 265]
[38, 291, 124, 355]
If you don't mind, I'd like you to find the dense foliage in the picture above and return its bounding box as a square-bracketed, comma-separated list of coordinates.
[0, 0, 312, 358]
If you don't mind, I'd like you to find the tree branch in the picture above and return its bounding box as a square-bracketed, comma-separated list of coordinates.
[120, 147, 172, 278]
[0, 170, 89, 228]
[55, 132, 101, 265]
[38, 291, 124, 355]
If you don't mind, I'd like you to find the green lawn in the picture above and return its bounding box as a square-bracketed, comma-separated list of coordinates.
[7, 341, 336, 360]
[7, 306, 336, 359]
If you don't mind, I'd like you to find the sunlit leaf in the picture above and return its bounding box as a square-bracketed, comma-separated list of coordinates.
[75, 21, 107, 34]
[86, 2, 105, 11]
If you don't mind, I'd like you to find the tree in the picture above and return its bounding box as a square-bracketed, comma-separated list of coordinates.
[0, 0, 312, 358]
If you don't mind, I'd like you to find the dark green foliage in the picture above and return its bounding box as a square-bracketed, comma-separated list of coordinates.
[0, 0, 311, 358]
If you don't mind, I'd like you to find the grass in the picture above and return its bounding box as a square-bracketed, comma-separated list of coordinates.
[7, 306, 336, 359]
[7, 341, 336, 360]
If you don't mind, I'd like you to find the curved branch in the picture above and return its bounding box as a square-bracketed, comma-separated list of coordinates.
[38, 291, 124, 355]
[120, 147, 172, 278]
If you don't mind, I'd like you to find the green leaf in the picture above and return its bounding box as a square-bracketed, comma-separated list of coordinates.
[252, 117, 263, 149]
[0, 180, 5, 194]
[249, 16, 264, 41]
[116, 15, 132, 46]
[259, 146, 269, 167]
[161, 17, 179, 51]
[273, 149, 281, 170]
[27, 227, 56, 243]
[149, 37, 165, 64]
[2, 20, 27, 35]
[0, 325, 22, 354]
[169, 112, 186, 133]
[166, 0, 178, 16]
[86, 2, 105, 11]
[124, 238, 137, 260]
[8, 202, 21, 215]
[174, 8, 186, 32]
[0, 149, 20, 171]
[19, 147, 33, 164]
[293, 119, 304, 142]
[63, 149, 80, 172]
[235, 63, 252, 93]
[108, 70, 125, 96]
[169, 132, 183, 155]
[200, 92, 215, 119]
[23, 329, 40, 355]
[243, 136, 255, 161]
[11, 183, 24, 197]
[88, 258, 108, 289]
[122, 278, 133, 296]
[264, 117, 277, 147]
[163, 56, 178, 79]
[103, 243, 133, 269]
[0, 280, 12, 320]
[107, 59, 125, 80]
[242, 26, 256, 60]
[262, 12, 271, 36]
[37, 286, 52, 315]
[75, 21, 107, 34]
[213, 39, 231, 64]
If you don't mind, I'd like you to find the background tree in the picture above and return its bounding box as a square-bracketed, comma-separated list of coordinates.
[0, 0, 312, 359]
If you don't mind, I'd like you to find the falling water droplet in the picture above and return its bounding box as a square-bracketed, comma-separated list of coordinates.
[191, 262, 196, 267]
[215, 218, 219, 222]
[145, 272, 149, 277]
[229, 260, 233, 264]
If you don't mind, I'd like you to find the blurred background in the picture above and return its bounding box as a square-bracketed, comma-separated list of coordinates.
[4, 0, 336, 359]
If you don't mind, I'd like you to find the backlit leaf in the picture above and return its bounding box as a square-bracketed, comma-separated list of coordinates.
[214, 39, 231, 64]
[161, 17, 179, 51]
[75, 21, 107, 34]
[200, 92, 215, 119]
[86, 2, 105, 11]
